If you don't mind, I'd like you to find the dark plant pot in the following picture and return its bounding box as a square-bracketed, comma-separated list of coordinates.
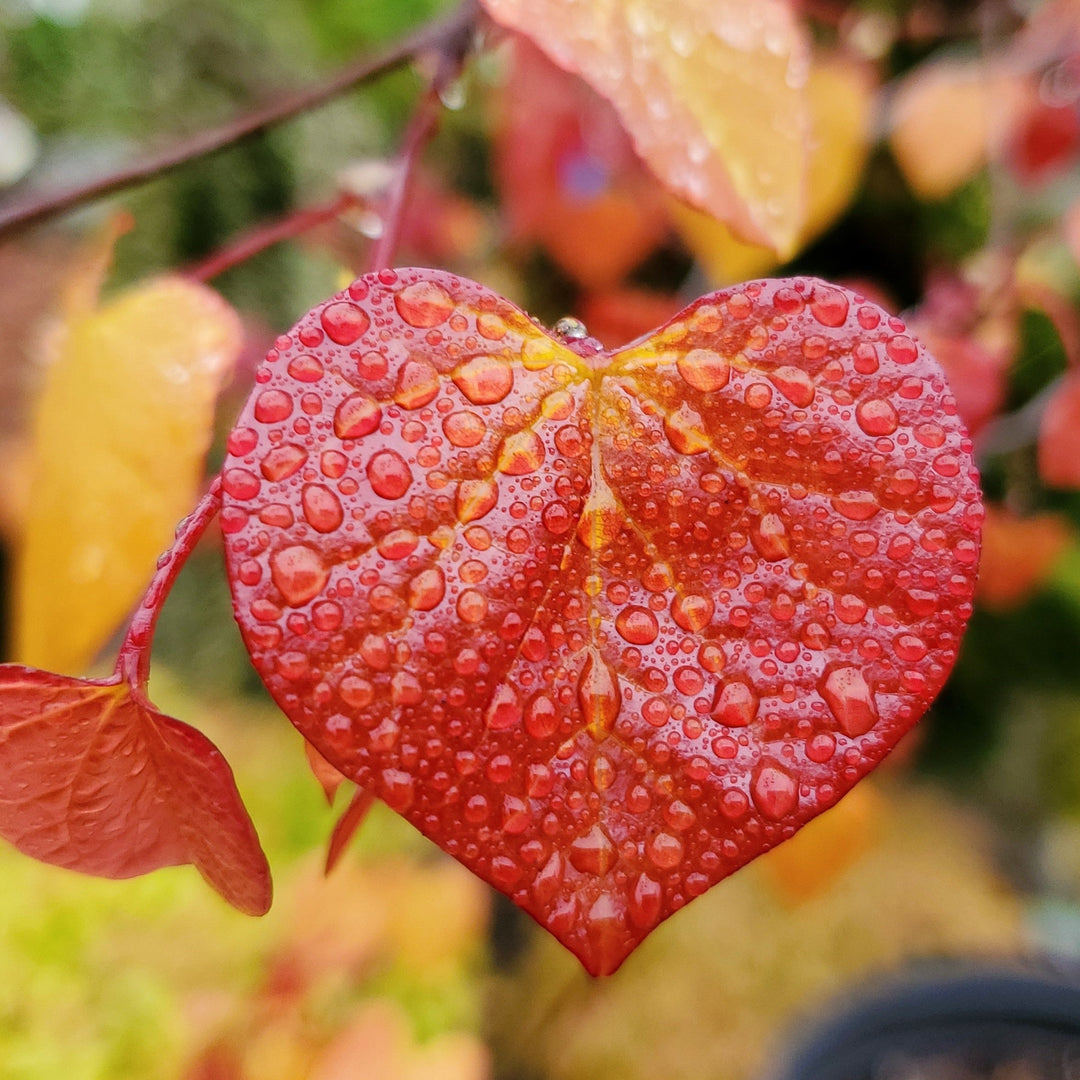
[765, 962, 1080, 1080]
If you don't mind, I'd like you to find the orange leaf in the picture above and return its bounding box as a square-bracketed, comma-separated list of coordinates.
[673, 51, 875, 283]
[0, 664, 271, 914]
[1041, 372, 1080, 488]
[889, 58, 1027, 200]
[482, 0, 811, 255]
[304, 738, 349, 805]
[977, 505, 1070, 610]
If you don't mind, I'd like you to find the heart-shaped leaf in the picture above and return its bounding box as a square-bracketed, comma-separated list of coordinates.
[0, 665, 271, 913]
[222, 269, 981, 974]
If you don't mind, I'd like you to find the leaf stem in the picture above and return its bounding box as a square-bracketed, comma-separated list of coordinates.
[367, 37, 471, 270]
[0, 0, 479, 241]
[185, 191, 363, 283]
[115, 480, 223, 688]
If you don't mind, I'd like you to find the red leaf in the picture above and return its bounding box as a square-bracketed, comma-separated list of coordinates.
[222, 269, 981, 974]
[1040, 372, 1080, 488]
[0, 665, 271, 914]
[493, 37, 669, 290]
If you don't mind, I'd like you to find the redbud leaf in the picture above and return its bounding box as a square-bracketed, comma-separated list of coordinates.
[222, 269, 981, 974]
[0, 665, 271, 914]
[481, 0, 811, 256]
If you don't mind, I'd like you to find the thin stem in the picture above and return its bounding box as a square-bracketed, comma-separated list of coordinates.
[368, 44, 469, 270]
[186, 191, 361, 283]
[0, 0, 478, 241]
[115, 479, 223, 688]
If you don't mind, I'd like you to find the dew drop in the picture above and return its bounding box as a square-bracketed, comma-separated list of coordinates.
[831, 492, 880, 521]
[302, 484, 344, 533]
[578, 648, 621, 739]
[270, 545, 329, 606]
[453, 354, 513, 404]
[671, 594, 714, 632]
[646, 831, 683, 869]
[769, 366, 815, 407]
[676, 348, 730, 392]
[443, 410, 487, 447]
[254, 389, 293, 423]
[711, 680, 758, 726]
[577, 474, 623, 550]
[394, 359, 440, 409]
[261, 444, 307, 481]
[394, 280, 454, 328]
[751, 759, 798, 819]
[569, 825, 617, 875]
[615, 606, 659, 645]
[820, 665, 877, 735]
[486, 685, 523, 730]
[222, 468, 260, 500]
[664, 402, 709, 454]
[287, 354, 323, 382]
[367, 449, 413, 499]
[856, 398, 899, 437]
[810, 284, 849, 327]
[456, 479, 498, 522]
[334, 393, 381, 439]
[750, 513, 789, 561]
[525, 693, 560, 738]
[321, 301, 370, 345]
[457, 589, 488, 623]
[408, 567, 445, 611]
[628, 873, 663, 929]
[497, 430, 545, 474]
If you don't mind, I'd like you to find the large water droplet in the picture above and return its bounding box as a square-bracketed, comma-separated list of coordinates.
[569, 825, 617, 875]
[453, 354, 513, 404]
[664, 402, 709, 455]
[334, 393, 381, 439]
[321, 301, 370, 345]
[577, 474, 622, 550]
[615, 606, 659, 645]
[302, 484, 343, 533]
[270, 545, 329, 606]
[676, 348, 730, 392]
[367, 449, 413, 499]
[711, 680, 758, 726]
[751, 760, 798, 819]
[394, 359, 440, 409]
[578, 648, 621, 739]
[408, 567, 445, 611]
[456, 479, 498, 522]
[486, 684, 523, 730]
[856, 398, 899, 437]
[671, 593, 714, 632]
[769, 366, 815, 407]
[498, 430, 545, 474]
[820, 665, 877, 735]
[394, 280, 454, 328]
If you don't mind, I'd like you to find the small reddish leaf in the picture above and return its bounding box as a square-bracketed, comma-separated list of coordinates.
[223, 269, 981, 974]
[305, 738, 349, 805]
[0, 665, 271, 914]
[977, 505, 1070, 609]
[325, 787, 377, 873]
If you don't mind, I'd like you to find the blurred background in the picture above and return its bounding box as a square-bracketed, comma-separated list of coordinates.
[1, 0, 1080, 1076]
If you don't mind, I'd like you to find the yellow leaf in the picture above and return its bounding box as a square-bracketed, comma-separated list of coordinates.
[481, 0, 811, 255]
[888, 57, 1027, 200]
[672, 53, 875, 284]
[15, 274, 241, 673]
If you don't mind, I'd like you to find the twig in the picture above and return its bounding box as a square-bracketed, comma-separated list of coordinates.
[0, 0, 479, 241]
[367, 39, 470, 270]
[185, 191, 361, 283]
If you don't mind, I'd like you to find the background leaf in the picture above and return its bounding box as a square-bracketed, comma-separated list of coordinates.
[480, 0, 811, 255]
[14, 271, 241, 673]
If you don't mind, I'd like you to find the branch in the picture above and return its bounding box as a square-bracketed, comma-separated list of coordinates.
[185, 191, 362, 283]
[0, 0, 479, 241]
[368, 38, 469, 270]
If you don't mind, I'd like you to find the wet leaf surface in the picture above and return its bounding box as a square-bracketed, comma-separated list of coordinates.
[222, 268, 981, 974]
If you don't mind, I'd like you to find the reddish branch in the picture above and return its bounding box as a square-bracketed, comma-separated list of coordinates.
[0, 0, 478, 241]
[115, 479, 223, 687]
[186, 192, 362, 283]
